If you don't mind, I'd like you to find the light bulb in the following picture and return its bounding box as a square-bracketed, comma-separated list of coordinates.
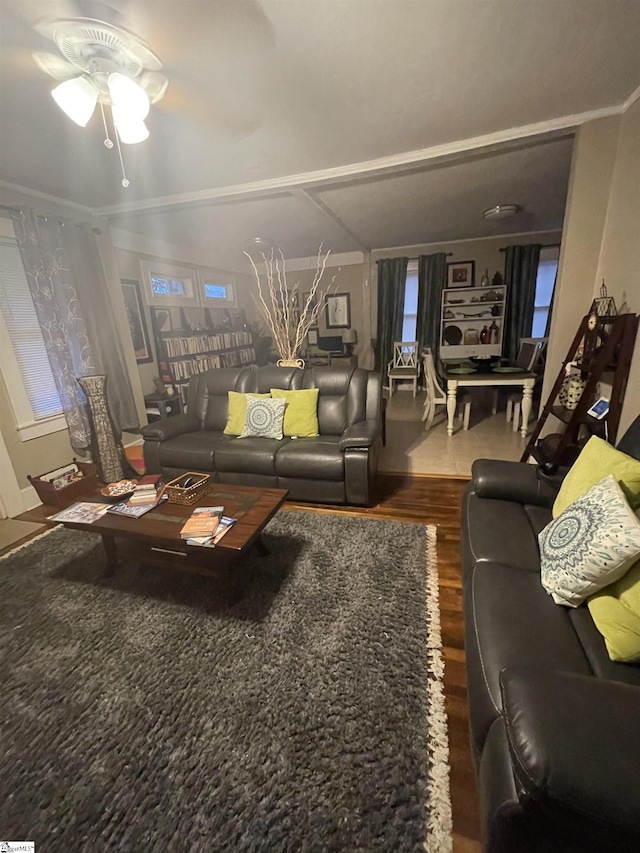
[51, 77, 98, 127]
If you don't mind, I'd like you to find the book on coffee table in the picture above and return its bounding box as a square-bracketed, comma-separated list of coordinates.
[48, 501, 111, 523]
[107, 494, 168, 518]
[185, 516, 237, 547]
[180, 506, 224, 539]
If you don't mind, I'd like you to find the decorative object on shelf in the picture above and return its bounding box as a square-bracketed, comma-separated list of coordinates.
[153, 376, 167, 396]
[491, 303, 502, 316]
[492, 271, 504, 286]
[489, 319, 500, 343]
[480, 325, 489, 344]
[443, 325, 463, 345]
[35, 15, 169, 188]
[590, 279, 618, 336]
[464, 328, 480, 345]
[446, 260, 475, 288]
[480, 269, 490, 287]
[121, 279, 152, 364]
[76, 375, 127, 484]
[580, 309, 600, 370]
[245, 242, 338, 364]
[559, 369, 588, 411]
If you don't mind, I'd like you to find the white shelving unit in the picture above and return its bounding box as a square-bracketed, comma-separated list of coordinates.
[440, 284, 507, 359]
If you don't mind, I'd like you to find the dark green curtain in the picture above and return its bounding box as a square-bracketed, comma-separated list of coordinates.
[416, 252, 448, 371]
[375, 257, 408, 376]
[503, 244, 542, 364]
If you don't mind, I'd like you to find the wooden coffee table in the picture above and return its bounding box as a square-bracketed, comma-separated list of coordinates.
[25, 483, 288, 602]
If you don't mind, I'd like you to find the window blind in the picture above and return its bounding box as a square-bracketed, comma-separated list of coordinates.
[0, 239, 63, 419]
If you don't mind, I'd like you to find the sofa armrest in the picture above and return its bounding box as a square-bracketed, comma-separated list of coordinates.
[472, 459, 566, 508]
[339, 419, 381, 451]
[500, 667, 640, 836]
[140, 413, 200, 442]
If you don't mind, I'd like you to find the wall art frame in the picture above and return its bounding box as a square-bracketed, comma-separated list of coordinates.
[121, 279, 153, 364]
[325, 292, 351, 329]
[446, 260, 475, 288]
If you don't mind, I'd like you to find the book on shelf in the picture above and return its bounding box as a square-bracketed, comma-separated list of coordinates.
[186, 516, 237, 548]
[179, 506, 224, 539]
[48, 502, 110, 524]
[107, 494, 168, 518]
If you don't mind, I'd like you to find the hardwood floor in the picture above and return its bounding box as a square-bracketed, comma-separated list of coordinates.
[286, 473, 482, 852]
[9, 473, 481, 851]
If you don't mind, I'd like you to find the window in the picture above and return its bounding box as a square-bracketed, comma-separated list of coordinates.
[151, 276, 186, 297]
[199, 270, 236, 306]
[0, 221, 65, 439]
[140, 259, 198, 306]
[532, 247, 559, 337]
[401, 261, 419, 342]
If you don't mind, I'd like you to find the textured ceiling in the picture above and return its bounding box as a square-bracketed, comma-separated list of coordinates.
[0, 0, 638, 267]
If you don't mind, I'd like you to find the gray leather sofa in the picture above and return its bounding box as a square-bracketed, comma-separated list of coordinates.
[141, 365, 382, 506]
[461, 416, 640, 852]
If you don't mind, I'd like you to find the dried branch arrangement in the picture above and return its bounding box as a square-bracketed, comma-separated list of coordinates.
[244, 244, 338, 364]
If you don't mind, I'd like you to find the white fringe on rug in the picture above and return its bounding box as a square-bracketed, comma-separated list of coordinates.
[424, 524, 453, 852]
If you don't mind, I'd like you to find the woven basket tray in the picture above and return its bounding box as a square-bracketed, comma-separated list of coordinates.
[164, 472, 211, 506]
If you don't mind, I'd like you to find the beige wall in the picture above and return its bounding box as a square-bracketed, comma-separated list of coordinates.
[541, 116, 621, 413]
[593, 99, 640, 436]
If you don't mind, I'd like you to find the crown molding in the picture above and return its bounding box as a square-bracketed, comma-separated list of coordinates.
[96, 105, 621, 218]
[372, 229, 564, 255]
[0, 180, 94, 215]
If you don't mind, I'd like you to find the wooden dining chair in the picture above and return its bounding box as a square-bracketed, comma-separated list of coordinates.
[492, 340, 544, 431]
[422, 348, 470, 430]
[387, 342, 420, 397]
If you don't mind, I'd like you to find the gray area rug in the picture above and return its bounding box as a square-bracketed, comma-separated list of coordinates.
[0, 512, 451, 852]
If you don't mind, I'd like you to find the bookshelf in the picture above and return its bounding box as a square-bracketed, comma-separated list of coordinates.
[150, 309, 255, 408]
[440, 284, 506, 359]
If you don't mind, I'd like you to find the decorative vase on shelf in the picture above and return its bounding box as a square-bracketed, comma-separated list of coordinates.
[76, 374, 127, 484]
[480, 269, 490, 287]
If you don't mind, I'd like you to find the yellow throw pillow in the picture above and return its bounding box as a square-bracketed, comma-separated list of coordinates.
[270, 388, 319, 437]
[224, 392, 271, 436]
[588, 560, 640, 662]
[552, 435, 640, 518]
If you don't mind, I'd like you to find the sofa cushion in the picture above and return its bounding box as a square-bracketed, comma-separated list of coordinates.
[463, 491, 543, 577]
[540, 475, 640, 607]
[274, 436, 344, 480]
[157, 430, 224, 471]
[465, 561, 592, 755]
[239, 396, 286, 439]
[224, 392, 271, 436]
[588, 560, 640, 663]
[214, 434, 289, 476]
[553, 435, 640, 517]
[270, 388, 319, 437]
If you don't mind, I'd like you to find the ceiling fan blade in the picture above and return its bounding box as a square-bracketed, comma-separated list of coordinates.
[32, 50, 75, 80]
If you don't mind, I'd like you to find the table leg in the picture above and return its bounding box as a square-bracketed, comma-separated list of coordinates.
[254, 534, 270, 557]
[102, 534, 118, 576]
[446, 381, 458, 436]
[520, 380, 534, 438]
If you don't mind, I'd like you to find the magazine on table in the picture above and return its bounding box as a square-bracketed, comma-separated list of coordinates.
[107, 494, 168, 518]
[48, 502, 111, 524]
[186, 516, 237, 548]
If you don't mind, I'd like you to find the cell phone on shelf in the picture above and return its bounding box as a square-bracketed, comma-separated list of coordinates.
[587, 397, 610, 420]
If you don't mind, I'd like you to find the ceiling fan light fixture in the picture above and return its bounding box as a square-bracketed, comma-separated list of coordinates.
[51, 76, 97, 126]
[482, 204, 521, 220]
[107, 72, 150, 121]
[112, 108, 149, 144]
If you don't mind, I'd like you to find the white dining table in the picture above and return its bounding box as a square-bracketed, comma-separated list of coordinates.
[443, 368, 536, 437]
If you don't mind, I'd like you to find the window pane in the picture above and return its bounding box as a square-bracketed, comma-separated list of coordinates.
[402, 270, 419, 341]
[534, 260, 557, 308]
[0, 241, 62, 419]
[532, 306, 549, 338]
[151, 276, 186, 296]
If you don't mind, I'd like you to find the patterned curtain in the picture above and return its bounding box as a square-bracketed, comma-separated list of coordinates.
[502, 244, 542, 364]
[375, 257, 408, 378]
[11, 210, 139, 451]
[416, 253, 448, 373]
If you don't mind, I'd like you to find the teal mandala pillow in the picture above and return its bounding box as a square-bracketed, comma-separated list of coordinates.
[240, 396, 286, 440]
[539, 474, 640, 607]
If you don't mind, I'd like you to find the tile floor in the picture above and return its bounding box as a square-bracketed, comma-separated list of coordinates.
[380, 387, 532, 476]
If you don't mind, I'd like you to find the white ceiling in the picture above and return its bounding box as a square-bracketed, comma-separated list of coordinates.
[1, 0, 639, 270]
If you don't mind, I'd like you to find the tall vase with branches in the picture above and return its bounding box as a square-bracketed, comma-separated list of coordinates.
[245, 244, 338, 367]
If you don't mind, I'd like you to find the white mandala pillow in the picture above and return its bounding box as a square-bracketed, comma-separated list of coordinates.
[240, 396, 286, 440]
[539, 474, 640, 607]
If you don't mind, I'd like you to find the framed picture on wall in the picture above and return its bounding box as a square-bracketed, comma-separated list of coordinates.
[121, 279, 153, 363]
[446, 260, 475, 288]
[308, 329, 318, 346]
[326, 293, 351, 329]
